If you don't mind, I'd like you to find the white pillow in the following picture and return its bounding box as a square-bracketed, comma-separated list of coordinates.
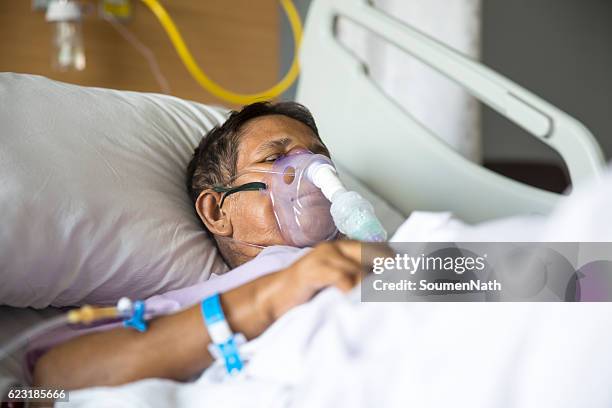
[0, 74, 229, 308]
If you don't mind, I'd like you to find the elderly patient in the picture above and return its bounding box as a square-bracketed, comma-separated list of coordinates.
[33, 102, 364, 389]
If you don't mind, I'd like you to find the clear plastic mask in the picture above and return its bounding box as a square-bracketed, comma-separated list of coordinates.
[215, 151, 338, 248]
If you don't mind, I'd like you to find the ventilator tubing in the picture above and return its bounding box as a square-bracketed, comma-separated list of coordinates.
[307, 164, 388, 242]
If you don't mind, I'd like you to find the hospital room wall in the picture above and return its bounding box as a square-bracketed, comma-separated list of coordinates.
[482, 0, 612, 164]
[0, 0, 279, 108]
[282, 0, 612, 165]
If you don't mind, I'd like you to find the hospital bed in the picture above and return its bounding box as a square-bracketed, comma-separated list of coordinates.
[0, 0, 609, 401]
[297, 0, 606, 223]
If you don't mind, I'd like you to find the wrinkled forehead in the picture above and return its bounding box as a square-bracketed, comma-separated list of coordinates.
[235, 114, 327, 171]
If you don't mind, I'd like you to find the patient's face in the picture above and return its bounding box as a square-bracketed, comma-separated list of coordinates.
[223, 115, 329, 257]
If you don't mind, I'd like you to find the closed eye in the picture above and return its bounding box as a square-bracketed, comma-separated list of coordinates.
[263, 153, 282, 163]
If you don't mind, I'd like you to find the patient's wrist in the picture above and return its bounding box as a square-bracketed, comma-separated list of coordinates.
[220, 274, 277, 340]
[253, 272, 282, 329]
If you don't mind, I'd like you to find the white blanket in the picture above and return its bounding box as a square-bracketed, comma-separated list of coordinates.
[66, 292, 612, 408]
[65, 168, 612, 407]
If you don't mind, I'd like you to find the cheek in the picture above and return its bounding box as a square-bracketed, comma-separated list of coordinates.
[232, 193, 282, 241]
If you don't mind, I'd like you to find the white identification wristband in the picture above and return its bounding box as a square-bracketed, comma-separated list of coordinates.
[201, 293, 245, 374]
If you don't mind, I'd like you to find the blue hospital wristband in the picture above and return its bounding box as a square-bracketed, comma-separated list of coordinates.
[201, 293, 244, 374]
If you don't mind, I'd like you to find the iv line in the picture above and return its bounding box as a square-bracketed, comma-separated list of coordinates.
[139, 0, 303, 105]
[0, 301, 134, 363]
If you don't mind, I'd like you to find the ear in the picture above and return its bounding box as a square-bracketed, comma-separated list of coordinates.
[195, 190, 233, 237]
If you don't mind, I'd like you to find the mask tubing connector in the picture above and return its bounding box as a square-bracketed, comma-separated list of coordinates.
[305, 161, 388, 242]
[307, 163, 347, 201]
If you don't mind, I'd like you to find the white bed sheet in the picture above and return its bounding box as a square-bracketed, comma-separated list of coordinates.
[63, 291, 612, 408]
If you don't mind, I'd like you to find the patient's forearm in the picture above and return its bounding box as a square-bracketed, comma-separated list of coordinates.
[33, 307, 207, 389]
[33, 240, 364, 389]
[33, 274, 276, 390]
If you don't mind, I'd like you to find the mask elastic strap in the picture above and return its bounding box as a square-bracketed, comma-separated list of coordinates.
[213, 182, 267, 208]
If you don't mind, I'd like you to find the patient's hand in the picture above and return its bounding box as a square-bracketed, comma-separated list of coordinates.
[258, 241, 364, 320]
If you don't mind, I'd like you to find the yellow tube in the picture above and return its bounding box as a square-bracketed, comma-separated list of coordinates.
[139, 0, 303, 105]
[67, 305, 120, 324]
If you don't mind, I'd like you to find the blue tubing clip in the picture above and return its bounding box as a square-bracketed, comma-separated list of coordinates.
[123, 300, 148, 332]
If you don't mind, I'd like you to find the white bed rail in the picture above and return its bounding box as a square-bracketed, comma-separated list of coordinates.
[296, 0, 606, 223]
